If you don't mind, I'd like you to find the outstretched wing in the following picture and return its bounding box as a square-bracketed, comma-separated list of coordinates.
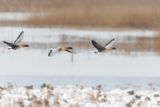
[91, 40, 105, 50]
[65, 49, 73, 53]
[3, 41, 15, 47]
[48, 48, 59, 57]
[65, 47, 73, 50]
[14, 31, 24, 45]
[65, 49, 76, 54]
[104, 38, 115, 49]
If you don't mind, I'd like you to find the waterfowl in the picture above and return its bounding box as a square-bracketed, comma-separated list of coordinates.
[3, 31, 29, 50]
[92, 38, 116, 53]
[48, 46, 75, 57]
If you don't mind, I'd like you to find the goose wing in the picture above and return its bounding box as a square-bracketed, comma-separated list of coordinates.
[48, 48, 59, 57]
[65, 49, 73, 53]
[91, 40, 105, 50]
[65, 47, 73, 50]
[3, 41, 15, 47]
[14, 31, 24, 45]
[104, 38, 115, 49]
[65, 49, 76, 54]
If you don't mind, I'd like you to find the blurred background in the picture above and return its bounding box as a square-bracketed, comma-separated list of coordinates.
[0, 0, 159, 53]
[0, 0, 160, 78]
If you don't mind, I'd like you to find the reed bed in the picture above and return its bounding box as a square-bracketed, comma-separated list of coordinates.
[0, 0, 160, 28]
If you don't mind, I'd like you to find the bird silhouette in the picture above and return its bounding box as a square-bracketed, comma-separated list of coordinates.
[92, 38, 116, 53]
[3, 31, 29, 50]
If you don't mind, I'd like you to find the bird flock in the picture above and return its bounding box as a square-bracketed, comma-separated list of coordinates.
[2, 30, 116, 57]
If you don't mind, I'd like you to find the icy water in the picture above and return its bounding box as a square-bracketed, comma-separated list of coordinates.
[0, 75, 160, 90]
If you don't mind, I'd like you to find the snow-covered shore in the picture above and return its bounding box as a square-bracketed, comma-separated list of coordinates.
[0, 84, 159, 107]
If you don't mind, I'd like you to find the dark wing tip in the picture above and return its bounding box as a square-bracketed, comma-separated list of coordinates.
[91, 40, 97, 48]
[48, 53, 51, 57]
[19, 31, 24, 35]
[66, 47, 73, 49]
[91, 40, 95, 42]
[48, 49, 52, 57]
[91, 40, 98, 47]
[2, 41, 7, 44]
[91, 40, 96, 44]
[65, 49, 73, 53]
[110, 38, 115, 42]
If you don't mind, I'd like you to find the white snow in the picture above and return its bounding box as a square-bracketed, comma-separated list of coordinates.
[0, 12, 31, 21]
[0, 84, 159, 107]
[0, 49, 159, 77]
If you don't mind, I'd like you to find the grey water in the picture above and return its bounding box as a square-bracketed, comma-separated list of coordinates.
[0, 75, 160, 90]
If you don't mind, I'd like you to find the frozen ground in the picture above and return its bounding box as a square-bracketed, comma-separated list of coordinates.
[0, 84, 160, 107]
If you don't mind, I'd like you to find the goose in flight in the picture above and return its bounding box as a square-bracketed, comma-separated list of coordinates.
[92, 38, 116, 53]
[3, 31, 29, 50]
[48, 47, 75, 57]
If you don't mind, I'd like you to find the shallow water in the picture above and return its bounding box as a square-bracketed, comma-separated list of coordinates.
[1, 75, 160, 90]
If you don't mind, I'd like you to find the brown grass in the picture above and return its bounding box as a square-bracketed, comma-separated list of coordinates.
[153, 36, 160, 54]
[0, 0, 160, 28]
[24, 6, 160, 28]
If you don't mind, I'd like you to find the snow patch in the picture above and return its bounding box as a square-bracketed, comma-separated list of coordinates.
[0, 12, 31, 21]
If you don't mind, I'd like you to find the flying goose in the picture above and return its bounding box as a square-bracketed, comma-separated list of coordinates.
[3, 31, 29, 50]
[48, 47, 75, 57]
[92, 38, 116, 53]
